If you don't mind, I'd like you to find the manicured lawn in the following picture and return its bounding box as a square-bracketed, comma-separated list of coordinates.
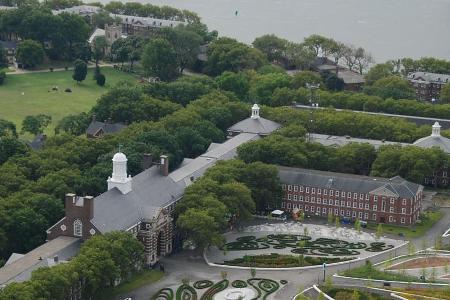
[367, 210, 444, 239]
[389, 287, 450, 300]
[95, 269, 164, 300]
[0, 67, 136, 135]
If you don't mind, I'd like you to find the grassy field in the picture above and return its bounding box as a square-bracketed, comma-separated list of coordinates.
[367, 210, 444, 239]
[0, 67, 136, 135]
[94, 270, 163, 300]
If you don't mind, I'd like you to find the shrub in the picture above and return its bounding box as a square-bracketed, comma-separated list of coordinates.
[96, 73, 106, 86]
[0, 71, 5, 85]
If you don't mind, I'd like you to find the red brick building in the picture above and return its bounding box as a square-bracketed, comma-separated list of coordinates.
[279, 166, 423, 226]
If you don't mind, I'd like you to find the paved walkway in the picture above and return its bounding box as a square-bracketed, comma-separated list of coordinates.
[5, 63, 114, 75]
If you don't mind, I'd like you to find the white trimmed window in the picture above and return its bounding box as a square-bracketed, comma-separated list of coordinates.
[359, 203, 363, 209]
[330, 190, 334, 196]
[401, 217, 405, 224]
[365, 194, 369, 200]
[365, 204, 369, 210]
[390, 198, 395, 204]
[300, 196, 304, 201]
[372, 213, 377, 221]
[317, 198, 321, 204]
[311, 197, 316, 203]
[294, 185, 298, 192]
[294, 195, 298, 201]
[306, 196, 310, 202]
[364, 213, 369, 220]
[300, 186, 304, 192]
[288, 194, 292, 200]
[389, 216, 394, 222]
[341, 200, 345, 207]
[287, 203, 291, 209]
[341, 191, 345, 198]
[358, 212, 363, 219]
[402, 199, 406, 205]
[306, 187, 310, 193]
[288, 185, 292, 191]
[346, 210, 351, 217]
[305, 205, 309, 211]
[353, 202, 357, 208]
[317, 188, 321, 195]
[334, 209, 339, 215]
[348, 193, 352, 199]
[374, 195, 378, 201]
[311, 188, 315, 194]
[323, 199, 327, 205]
[352, 211, 357, 217]
[373, 204, 377, 211]
[347, 201, 351, 207]
[73, 219, 82, 237]
[390, 207, 394, 213]
[311, 206, 315, 212]
[401, 208, 406, 214]
[359, 194, 364, 200]
[353, 193, 358, 199]
[323, 208, 327, 214]
[335, 200, 339, 206]
[324, 189, 328, 195]
[335, 191, 339, 197]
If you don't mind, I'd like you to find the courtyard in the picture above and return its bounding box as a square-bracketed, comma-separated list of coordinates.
[205, 222, 403, 268]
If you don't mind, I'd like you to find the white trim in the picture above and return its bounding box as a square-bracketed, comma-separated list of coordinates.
[46, 217, 66, 233]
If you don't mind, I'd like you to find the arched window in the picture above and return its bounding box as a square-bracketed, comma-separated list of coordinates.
[73, 219, 82, 237]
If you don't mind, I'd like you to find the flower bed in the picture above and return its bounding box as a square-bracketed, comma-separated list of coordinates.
[222, 253, 354, 268]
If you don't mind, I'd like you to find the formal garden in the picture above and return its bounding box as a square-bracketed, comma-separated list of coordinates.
[205, 223, 400, 268]
[150, 277, 287, 300]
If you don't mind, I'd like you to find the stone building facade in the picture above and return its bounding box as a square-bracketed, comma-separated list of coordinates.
[407, 72, 450, 102]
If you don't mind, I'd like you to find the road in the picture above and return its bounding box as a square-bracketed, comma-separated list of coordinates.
[115, 207, 450, 300]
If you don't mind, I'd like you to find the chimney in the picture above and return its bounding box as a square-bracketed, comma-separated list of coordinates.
[143, 153, 153, 170]
[84, 196, 94, 219]
[160, 155, 169, 176]
[53, 255, 59, 263]
[92, 114, 96, 122]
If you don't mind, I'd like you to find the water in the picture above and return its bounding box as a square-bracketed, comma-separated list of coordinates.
[93, 0, 450, 62]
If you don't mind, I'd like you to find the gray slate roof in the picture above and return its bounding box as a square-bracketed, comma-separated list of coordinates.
[278, 166, 422, 199]
[408, 72, 450, 84]
[413, 135, 450, 153]
[228, 117, 281, 135]
[86, 120, 127, 136]
[114, 14, 185, 28]
[91, 133, 260, 233]
[0, 40, 17, 50]
[310, 133, 408, 149]
[337, 69, 365, 84]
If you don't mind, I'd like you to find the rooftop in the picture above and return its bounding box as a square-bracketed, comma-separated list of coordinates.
[407, 72, 450, 84]
[91, 132, 260, 233]
[86, 120, 127, 136]
[278, 166, 423, 199]
[114, 14, 185, 28]
[0, 236, 80, 286]
[310, 133, 408, 149]
[413, 122, 450, 153]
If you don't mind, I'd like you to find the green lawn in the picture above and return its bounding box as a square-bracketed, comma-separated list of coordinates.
[94, 269, 164, 300]
[341, 262, 421, 282]
[367, 210, 444, 239]
[0, 67, 136, 136]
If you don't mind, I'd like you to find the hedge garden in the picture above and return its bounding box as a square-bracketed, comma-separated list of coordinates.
[222, 234, 394, 257]
[150, 278, 285, 300]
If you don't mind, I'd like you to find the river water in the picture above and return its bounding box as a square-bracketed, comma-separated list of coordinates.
[94, 0, 450, 62]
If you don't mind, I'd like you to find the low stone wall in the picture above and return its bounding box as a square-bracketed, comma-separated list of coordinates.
[332, 274, 450, 290]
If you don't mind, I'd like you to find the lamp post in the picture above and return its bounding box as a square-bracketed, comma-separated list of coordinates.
[306, 83, 320, 142]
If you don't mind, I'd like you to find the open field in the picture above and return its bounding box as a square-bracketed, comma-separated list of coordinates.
[0, 67, 136, 135]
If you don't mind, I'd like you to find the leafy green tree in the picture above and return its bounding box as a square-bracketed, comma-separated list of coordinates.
[354, 218, 361, 233]
[0, 136, 28, 165]
[59, 12, 90, 59]
[290, 71, 323, 89]
[252, 34, 288, 62]
[21, 114, 51, 135]
[303, 34, 330, 56]
[177, 208, 225, 248]
[440, 82, 450, 103]
[335, 215, 340, 228]
[141, 38, 179, 81]
[72, 59, 87, 83]
[0, 45, 8, 68]
[205, 37, 266, 76]
[215, 71, 251, 100]
[161, 25, 202, 73]
[92, 36, 107, 67]
[321, 71, 344, 91]
[249, 72, 291, 105]
[96, 73, 106, 86]
[364, 75, 415, 99]
[16, 39, 44, 68]
[284, 42, 316, 70]
[0, 119, 18, 137]
[365, 63, 394, 85]
[111, 38, 130, 66]
[54, 112, 90, 135]
[375, 223, 383, 240]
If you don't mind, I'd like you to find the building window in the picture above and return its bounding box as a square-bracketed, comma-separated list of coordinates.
[300, 186, 304, 192]
[358, 212, 363, 219]
[299, 204, 303, 209]
[353, 202, 357, 208]
[287, 203, 291, 209]
[389, 216, 394, 223]
[305, 205, 309, 211]
[335, 200, 339, 206]
[372, 213, 377, 221]
[340, 210, 345, 216]
[299, 196, 304, 201]
[281, 202, 285, 208]
[335, 191, 339, 197]
[323, 208, 327, 214]
[341, 200, 345, 207]
[401, 217, 405, 224]
[334, 209, 339, 215]
[365, 194, 369, 200]
[282, 184, 286, 190]
[365, 204, 369, 210]
[330, 190, 334, 196]
[390, 207, 395, 213]
[390, 198, 395, 204]
[311, 206, 315, 212]
[374, 195, 378, 201]
[294, 195, 298, 201]
[352, 211, 357, 217]
[347, 201, 351, 207]
[311, 197, 316, 203]
[293, 203, 297, 209]
[401, 208, 406, 214]
[373, 205, 377, 211]
[348, 193, 352, 199]
[346, 210, 351, 217]
[324, 189, 328, 195]
[306, 196, 310, 202]
[323, 199, 327, 205]
[402, 199, 406, 205]
[288, 185, 292, 191]
[73, 219, 82, 237]
[288, 194, 292, 200]
[311, 188, 315, 194]
[341, 191, 345, 198]
[306, 187, 309, 193]
[359, 194, 364, 200]
[317, 188, 321, 195]
[364, 213, 369, 220]
[317, 198, 321, 204]
[359, 203, 363, 209]
[294, 185, 298, 192]
[353, 193, 358, 199]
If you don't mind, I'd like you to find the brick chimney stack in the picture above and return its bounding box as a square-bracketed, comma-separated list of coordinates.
[160, 155, 169, 176]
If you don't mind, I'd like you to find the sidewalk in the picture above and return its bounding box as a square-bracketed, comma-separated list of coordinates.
[6, 63, 114, 75]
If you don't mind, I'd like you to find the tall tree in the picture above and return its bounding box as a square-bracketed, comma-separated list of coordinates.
[21, 114, 51, 135]
[252, 34, 288, 63]
[141, 38, 179, 81]
[16, 39, 44, 68]
[72, 59, 87, 83]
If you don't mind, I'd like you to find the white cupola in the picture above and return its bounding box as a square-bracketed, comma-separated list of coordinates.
[107, 152, 132, 194]
[431, 122, 441, 137]
[251, 103, 260, 119]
